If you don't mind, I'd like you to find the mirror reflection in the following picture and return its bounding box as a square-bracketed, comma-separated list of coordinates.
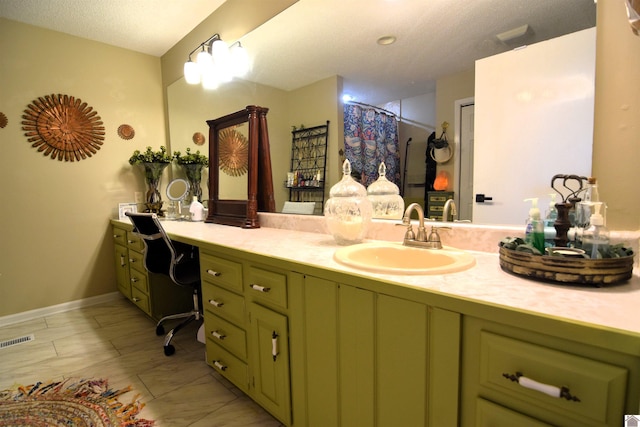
[167, 0, 597, 225]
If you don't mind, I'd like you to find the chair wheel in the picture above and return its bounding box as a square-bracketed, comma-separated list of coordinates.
[156, 325, 165, 336]
[164, 345, 175, 356]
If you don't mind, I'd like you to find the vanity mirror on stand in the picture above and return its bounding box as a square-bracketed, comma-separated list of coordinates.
[206, 105, 275, 228]
[165, 178, 190, 220]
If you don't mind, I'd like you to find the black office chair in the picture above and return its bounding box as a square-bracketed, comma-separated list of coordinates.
[125, 212, 202, 356]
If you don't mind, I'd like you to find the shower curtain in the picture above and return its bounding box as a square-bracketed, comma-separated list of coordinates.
[343, 103, 400, 188]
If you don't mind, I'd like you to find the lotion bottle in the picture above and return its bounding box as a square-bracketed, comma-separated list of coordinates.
[189, 196, 205, 222]
[581, 202, 609, 259]
[524, 198, 545, 253]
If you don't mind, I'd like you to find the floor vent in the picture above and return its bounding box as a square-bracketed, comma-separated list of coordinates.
[0, 334, 35, 350]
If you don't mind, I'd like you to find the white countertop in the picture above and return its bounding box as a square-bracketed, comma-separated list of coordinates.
[114, 216, 640, 336]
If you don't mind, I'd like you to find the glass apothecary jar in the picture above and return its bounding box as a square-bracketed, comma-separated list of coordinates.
[324, 159, 373, 245]
[367, 162, 404, 219]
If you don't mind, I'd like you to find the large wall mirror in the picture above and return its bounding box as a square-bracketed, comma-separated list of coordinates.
[206, 106, 275, 228]
[167, 0, 599, 226]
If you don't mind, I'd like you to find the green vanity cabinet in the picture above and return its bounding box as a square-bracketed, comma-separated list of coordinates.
[288, 274, 460, 427]
[460, 316, 640, 427]
[113, 242, 131, 299]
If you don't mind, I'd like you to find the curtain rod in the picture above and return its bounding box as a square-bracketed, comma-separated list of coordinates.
[345, 101, 398, 117]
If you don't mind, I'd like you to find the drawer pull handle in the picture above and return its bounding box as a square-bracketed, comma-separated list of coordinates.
[130, 277, 139, 283]
[120, 255, 126, 267]
[250, 284, 271, 293]
[128, 240, 135, 244]
[206, 269, 221, 277]
[129, 258, 135, 263]
[272, 331, 279, 361]
[503, 372, 580, 402]
[113, 234, 121, 238]
[211, 331, 226, 340]
[213, 360, 227, 371]
[208, 299, 224, 307]
[132, 297, 140, 302]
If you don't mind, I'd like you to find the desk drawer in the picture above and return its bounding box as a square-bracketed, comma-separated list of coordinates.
[205, 312, 247, 361]
[112, 226, 127, 246]
[130, 268, 149, 293]
[202, 282, 245, 327]
[131, 286, 151, 316]
[476, 398, 552, 427]
[128, 250, 147, 274]
[479, 331, 628, 425]
[126, 231, 145, 251]
[200, 252, 243, 293]
[206, 339, 248, 392]
[246, 266, 288, 309]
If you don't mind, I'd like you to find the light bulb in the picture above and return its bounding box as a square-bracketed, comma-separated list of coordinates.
[196, 50, 213, 75]
[230, 43, 250, 77]
[183, 60, 200, 84]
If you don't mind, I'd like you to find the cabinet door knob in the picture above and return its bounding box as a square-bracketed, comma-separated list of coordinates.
[250, 284, 271, 293]
[503, 372, 580, 402]
[208, 299, 224, 307]
[213, 360, 227, 371]
[206, 269, 221, 277]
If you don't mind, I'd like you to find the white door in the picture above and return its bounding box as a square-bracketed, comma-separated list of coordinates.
[473, 28, 595, 225]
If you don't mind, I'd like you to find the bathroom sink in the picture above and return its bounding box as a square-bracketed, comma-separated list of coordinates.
[333, 241, 475, 275]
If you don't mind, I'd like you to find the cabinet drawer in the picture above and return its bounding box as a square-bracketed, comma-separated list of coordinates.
[126, 231, 145, 251]
[128, 250, 147, 274]
[130, 268, 149, 293]
[246, 266, 288, 309]
[200, 252, 243, 293]
[206, 339, 248, 392]
[479, 331, 628, 425]
[131, 286, 151, 315]
[112, 227, 127, 246]
[202, 283, 245, 327]
[205, 312, 247, 361]
[476, 398, 552, 427]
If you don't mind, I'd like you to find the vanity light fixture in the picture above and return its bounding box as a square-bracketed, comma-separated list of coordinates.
[183, 33, 250, 89]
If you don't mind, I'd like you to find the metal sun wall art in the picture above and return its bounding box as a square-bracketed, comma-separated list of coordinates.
[218, 127, 248, 176]
[22, 94, 105, 161]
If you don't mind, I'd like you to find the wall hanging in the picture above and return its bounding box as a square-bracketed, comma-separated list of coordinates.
[218, 127, 248, 176]
[21, 94, 104, 161]
[0, 112, 7, 128]
[192, 132, 206, 145]
[117, 124, 135, 140]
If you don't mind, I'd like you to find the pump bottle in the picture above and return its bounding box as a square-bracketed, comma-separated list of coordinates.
[189, 196, 205, 221]
[581, 202, 609, 259]
[524, 198, 545, 253]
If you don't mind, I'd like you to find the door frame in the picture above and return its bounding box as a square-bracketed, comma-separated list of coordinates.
[453, 97, 475, 221]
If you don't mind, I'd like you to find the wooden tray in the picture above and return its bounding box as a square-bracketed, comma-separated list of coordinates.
[498, 246, 634, 286]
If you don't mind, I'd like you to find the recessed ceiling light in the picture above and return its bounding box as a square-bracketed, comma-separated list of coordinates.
[377, 35, 396, 45]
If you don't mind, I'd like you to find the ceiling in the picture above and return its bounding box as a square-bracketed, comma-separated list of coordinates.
[0, 0, 596, 105]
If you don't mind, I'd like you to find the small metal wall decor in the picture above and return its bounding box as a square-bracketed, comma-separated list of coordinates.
[22, 94, 105, 161]
[117, 124, 135, 140]
[192, 132, 205, 146]
[0, 112, 7, 128]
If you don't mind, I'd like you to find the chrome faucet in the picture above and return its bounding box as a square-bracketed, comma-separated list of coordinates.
[443, 199, 457, 222]
[401, 203, 444, 249]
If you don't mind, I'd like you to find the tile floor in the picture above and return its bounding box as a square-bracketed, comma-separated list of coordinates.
[0, 297, 284, 426]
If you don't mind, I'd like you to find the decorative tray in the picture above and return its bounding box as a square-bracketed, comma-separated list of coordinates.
[498, 246, 634, 286]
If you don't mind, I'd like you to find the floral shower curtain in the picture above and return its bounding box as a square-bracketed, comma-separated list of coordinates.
[343, 103, 400, 188]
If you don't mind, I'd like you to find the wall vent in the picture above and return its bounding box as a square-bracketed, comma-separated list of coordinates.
[0, 334, 34, 350]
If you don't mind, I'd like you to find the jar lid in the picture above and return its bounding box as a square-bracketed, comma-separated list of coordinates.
[367, 163, 400, 196]
[329, 159, 367, 197]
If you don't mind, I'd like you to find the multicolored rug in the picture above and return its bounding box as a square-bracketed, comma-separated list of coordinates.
[0, 378, 154, 426]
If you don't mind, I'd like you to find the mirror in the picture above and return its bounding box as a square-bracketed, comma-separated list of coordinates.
[165, 178, 190, 220]
[167, 0, 597, 225]
[206, 106, 276, 228]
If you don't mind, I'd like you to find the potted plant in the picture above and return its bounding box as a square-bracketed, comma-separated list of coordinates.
[173, 148, 208, 202]
[129, 146, 172, 214]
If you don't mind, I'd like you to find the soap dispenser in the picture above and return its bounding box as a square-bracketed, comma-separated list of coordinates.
[189, 196, 205, 222]
[524, 198, 545, 253]
[324, 159, 373, 245]
[582, 202, 609, 259]
[366, 162, 404, 219]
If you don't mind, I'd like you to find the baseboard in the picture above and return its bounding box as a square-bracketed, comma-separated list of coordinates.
[0, 292, 123, 327]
